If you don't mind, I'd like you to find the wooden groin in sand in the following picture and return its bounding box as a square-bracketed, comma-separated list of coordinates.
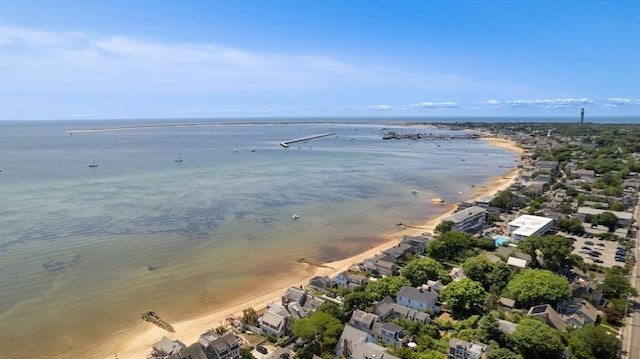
[279, 133, 336, 148]
[141, 311, 175, 332]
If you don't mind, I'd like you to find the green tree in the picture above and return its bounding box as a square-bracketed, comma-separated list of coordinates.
[440, 278, 486, 315]
[343, 290, 372, 312]
[401, 257, 447, 286]
[511, 319, 564, 359]
[364, 276, 411, 301]
[241, 307, 259, 326]
[292, 311, 344, 353]
[506, 269, 570, 307]
[518, 235, 576, 272]
[462, 255, 497, 291]
[568, 325, 621, 359]
[598, 268, 639, 299]
[426, 230, 474, 262]
[595, 211, 619, 232]
[486, 348, 522, 359]
[435, 220, 454, 234]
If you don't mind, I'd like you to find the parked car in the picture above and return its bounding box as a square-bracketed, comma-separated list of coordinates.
[591, 258, 604, 264]
[579, 249, 591, 254]
[581, 246, 592, 251]
[615, 256, 626, 262]
[256, 345, 268, 354]
[585, 241, 594, 246]
[589, 251, 601, 257]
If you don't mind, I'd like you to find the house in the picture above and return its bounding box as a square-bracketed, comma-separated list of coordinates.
[199, 332, 241, 359]
[308, 276, 332, 290]
[557, 298, 598, 326]
[383, 243, 414, 261]
[362, 255, 398, 277]
[448, 338, 489, 359]
[535, 160, 558, 173]
[498, 297, 516, 310]
[496, 320, 518, 335]
[166, 342, 208, 359]
[400, 235, 431, 255]
[506, 256, 528, 269]
[153, 336, 186, 357]
[527, 305, 565, 331]
[423, 280, 446, 293]
[372, 321, 407, 347]
[349, 309, 379, 331]
[449, 267, 465, 281]
[507, 215, 554, 242]
[334, 271, 369, 288]
[440, 206, 487, 233]
[373, 296, 431, 324]
[260, 303, 289, 338]
[396, 286, 439, 313]
[335, 325, 400, 359]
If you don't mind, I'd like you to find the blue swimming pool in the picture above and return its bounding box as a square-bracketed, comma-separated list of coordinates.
[495, 236, 511, 246]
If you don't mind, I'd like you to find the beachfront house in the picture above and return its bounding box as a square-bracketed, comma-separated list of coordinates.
[395, 286, 440, 313]
[334, 271, 369, 288]
[440, 206, 487, 234]
[199, 331, 241, 359]
[166, 342, 208, 359]
[152, 336, 186, 357]
[260, 303, 290, 338]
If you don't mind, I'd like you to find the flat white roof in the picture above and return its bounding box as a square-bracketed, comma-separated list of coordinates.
[508, 214, 553, 237]
[442, 206, 486, 224]
[577, 207, 633, 220]
[507, 256, 528, 268]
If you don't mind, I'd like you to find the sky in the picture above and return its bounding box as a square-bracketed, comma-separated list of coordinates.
[1, 0, 639, 120]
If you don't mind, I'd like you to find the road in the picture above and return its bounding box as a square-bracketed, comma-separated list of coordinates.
[623, 193, 639, 359]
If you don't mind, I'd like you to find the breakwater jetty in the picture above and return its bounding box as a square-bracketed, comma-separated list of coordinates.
[280, 133, 336, 148]
[382, 132, 479, 141]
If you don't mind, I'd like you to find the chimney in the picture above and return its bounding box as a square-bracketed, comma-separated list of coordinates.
[343, 339, 349, 359]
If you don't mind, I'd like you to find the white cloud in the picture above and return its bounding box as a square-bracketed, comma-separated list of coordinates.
[485, 99, 500, 105]
[369, 105, 392, 110]
[410, 101, 460, 109]
[505, 98, 593, 108]
[606, 98, 640, 107]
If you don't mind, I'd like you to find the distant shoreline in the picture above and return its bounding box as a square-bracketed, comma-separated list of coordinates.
[105, 135, 523, 359]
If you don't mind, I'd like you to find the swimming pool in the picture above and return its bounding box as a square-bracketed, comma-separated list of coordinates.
[495, 236, 511, 246]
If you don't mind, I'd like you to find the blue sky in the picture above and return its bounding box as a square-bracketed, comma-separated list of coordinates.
[1, 0, 639, 120]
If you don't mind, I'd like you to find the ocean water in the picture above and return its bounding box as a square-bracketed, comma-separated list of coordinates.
[0, 119, 518, 358]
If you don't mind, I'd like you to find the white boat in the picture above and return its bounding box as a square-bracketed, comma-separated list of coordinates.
[89, 156, 98, 168]
[292, 214, 299, 220]
[174, 152, 183, 162]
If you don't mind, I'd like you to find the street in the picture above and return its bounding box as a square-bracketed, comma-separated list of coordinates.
[623, 193, 639, 359]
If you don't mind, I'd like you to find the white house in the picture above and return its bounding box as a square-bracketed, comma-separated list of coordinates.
[395, 286, 439, 313]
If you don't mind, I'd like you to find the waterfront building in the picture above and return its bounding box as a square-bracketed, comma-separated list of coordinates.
[507, 214, 553, 242]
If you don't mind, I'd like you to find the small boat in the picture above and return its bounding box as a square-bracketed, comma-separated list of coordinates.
[174, 152, 183, 162]
[89, 156, 98, 168]
[292, 214, 299, 220]
[411, 189, 419, 195]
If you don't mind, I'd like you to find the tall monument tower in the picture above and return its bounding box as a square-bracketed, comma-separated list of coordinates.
[580, 108, 584, 126]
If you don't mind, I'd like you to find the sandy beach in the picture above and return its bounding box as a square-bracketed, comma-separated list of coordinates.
[103, 136, 522, 359]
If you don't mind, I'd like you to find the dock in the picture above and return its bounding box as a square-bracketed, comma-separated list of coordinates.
[280, 132, 335, 148]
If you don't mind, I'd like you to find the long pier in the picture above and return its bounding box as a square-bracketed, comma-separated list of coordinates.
[280, 132, 336, 148]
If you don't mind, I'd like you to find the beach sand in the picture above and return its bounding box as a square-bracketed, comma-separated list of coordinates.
[103, 136, 522, 359]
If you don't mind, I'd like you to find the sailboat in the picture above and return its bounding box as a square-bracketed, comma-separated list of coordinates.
[89, 156, 98, 168]
[174, 152, 183, 162]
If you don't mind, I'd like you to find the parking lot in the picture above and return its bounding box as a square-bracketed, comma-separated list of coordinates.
[565, 232, 625, 269]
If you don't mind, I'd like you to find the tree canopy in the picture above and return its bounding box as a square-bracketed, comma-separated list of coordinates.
[440, 278, 486, 315]
[568, 325, 621, 359]
[292, 311, 344, 353]
[598, 268, 639, 299]
[518, 235, 576, 272]
[511, 319, 564, 359]
[401, 257, 448, 286]
[506, 269, 570, 308]
[462, 255, 497, 291]
[426, 230, 474, 262]
[364, 276, 411, 301]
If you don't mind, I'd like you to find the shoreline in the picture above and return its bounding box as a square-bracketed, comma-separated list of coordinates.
[103, 136, 522, 359]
